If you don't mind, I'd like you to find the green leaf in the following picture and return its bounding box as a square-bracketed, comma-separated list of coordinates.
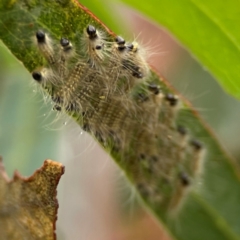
[1, 1, 240, 240]
[121, 0, 240, 99]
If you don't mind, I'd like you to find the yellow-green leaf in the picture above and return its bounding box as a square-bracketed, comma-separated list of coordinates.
[121, 0, 240, 99]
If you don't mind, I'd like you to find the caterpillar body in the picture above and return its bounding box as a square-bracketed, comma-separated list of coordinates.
[32, 24, 205, 211]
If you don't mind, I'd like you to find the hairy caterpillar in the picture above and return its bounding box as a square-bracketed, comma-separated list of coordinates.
[32, 24, 205, 211]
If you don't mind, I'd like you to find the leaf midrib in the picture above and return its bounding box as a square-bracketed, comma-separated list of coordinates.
[192, 192, 240, 240]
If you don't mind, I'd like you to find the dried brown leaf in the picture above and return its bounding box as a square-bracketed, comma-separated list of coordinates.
[0, 157, 64, 240]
